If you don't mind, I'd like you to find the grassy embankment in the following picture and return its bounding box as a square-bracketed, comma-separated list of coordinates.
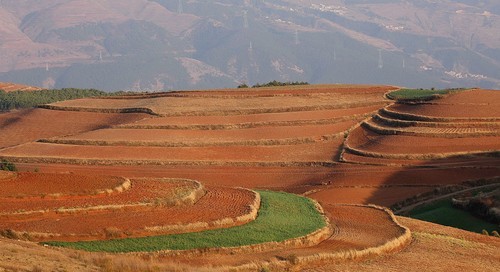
[45, 191, 327, 252]
[387, 88, 466, 101]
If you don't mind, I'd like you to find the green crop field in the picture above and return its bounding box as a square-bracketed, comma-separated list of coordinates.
[44, 190, 327, 252]
[409, 199, 498, 233]
[387, 88, 465, 101]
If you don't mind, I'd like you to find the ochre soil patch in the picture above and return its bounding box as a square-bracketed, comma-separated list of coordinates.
[0, 140, 342, 165]
[126, 105, 383, 127]
[0, 108, 151, 148]
[346, 126, 500, 155]
[0, 82, 41, 92]
[0, 172, 127, 199]
[49, 121, 355, 146]
[0, 178, 201, 214]
[0, 187, 257, 242]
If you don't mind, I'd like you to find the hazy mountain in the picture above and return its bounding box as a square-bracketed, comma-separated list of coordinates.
[0, 0, 499, 91]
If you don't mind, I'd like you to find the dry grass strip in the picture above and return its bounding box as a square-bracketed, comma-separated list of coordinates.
[38, 133, 345, 147]
[0, 156, 338, 168]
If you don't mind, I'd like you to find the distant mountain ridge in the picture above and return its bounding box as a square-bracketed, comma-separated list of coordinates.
[0, 0, 499, 91]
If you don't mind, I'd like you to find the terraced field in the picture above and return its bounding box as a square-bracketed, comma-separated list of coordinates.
[1, 84, 499, 271]
[0, 172, 266, 242]
[341, 89, 500, 165]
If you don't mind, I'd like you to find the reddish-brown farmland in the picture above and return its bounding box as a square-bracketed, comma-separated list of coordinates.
[0, 186, 257, 241]
[346, 126, 500, 155]
[0, 140, 342, 165]
[124, 105, 382, 127]
[45, 87, 390, 116]
[0, 108, 151, 148]
[0, 172, 127, 198]
[49, 121, 355, 146]
[0, 178, 201, 214]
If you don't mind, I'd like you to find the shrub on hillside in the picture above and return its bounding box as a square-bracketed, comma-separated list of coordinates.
[0, 159, 17, 171]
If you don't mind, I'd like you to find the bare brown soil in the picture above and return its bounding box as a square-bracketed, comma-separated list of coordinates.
[0, 172, 127, 198]
[0, 187, 256, 242]
[346, 126, 500, 155]
[0, 140, 342, 165]
[0, 108, 150, 148]
[0, 178, 200, 214]
[127, 105, 383, 127]
[49, 121, 355, 146]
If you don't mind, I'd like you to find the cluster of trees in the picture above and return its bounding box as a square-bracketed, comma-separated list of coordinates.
[238, 80, 309, 88]
[0, 159, 17, 171]
[0, 88, 110, 111]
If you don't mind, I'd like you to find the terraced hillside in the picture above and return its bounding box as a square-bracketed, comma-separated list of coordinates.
[0, 84, 499, 271]
[341, 89, 500, 166]
[0, 85, 392, 167]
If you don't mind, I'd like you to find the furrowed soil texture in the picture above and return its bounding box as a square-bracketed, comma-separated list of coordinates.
[0, 108, 150, 148]
[1, 186, 257, 241]
[0, 140, 342, 165]
[0, 171, 127, 198]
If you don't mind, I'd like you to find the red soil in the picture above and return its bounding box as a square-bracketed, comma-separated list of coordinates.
[15, 162, 500, 210]
[0, 187, 256, 241]
[0, 178, 199, 214]
[0, 172, 126, 198]
[55, 121, 356, 145]
[346, 126, 500, 155]
[0, 140, 342, 164]
[0, 82, 41, 92]
[0, 108, 151, 148]
[128, 105, 382, 126]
